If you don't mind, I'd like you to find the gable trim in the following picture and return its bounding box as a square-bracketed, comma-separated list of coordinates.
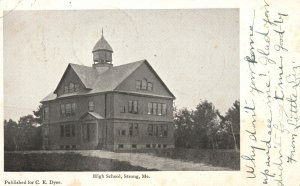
[114, 60, 175, 99]
[80, 112, 104, 120]
[53, 64, 88, 94]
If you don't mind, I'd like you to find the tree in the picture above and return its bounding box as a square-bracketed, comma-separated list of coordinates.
[226, 100, 240, 134]
[174, 108, 195, 148]
[4, 114, 43, 151]
[173, 100, 240, 150]
[33, 104, 43, 124]
[225, 100, 240, 151]
[193, 100, 219, 149]
[216, 100, 240, 150]
[4, 119, 18, 151]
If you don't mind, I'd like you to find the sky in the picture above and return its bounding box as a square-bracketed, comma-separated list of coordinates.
[3, 9, 239, 121]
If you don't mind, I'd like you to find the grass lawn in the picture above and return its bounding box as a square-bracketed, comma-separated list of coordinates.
[120, 148, 240, 170]
[4, 152, 157, 171]
[154, 148, 240, 170]
[5, 148, 239, 171]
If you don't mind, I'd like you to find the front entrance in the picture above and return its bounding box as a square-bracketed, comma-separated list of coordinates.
[81, 122, 96, 143]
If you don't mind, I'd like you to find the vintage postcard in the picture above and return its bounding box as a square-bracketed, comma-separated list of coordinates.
[0, 0, 299, 186]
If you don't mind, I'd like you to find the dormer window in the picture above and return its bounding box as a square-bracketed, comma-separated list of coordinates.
[136, 78, 153, 91]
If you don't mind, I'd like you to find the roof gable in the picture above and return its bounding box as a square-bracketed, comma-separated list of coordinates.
[42, 60, 175, 102]
[115, 60, 175, 98]
[70, 64, 99, 88]
[53, 64, 98, 94]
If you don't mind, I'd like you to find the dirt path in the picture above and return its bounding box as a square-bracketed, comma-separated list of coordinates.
[15, 150, 232, 171]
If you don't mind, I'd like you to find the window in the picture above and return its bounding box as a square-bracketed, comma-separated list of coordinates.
[146, 144, 151, 148]
[152, 144, 156, 148]
[60, 103, 76, 117]
[72, 124, 75, 137]
[136, 78, 153, 91]
[60, 104, 65, 116]
[117, 129, 126, 136]
[64, 86, 69, 93]
[153, 103, 157, 115]
[60, 125, 65, 137]
[128, 101, 132, 113]
[61, 124, 76, 138]
[148, 103, 152, 115]
[162, 124, 168, 137]
[132, 144, 137, 148]
[89, 101, 94, 112]
[71, 103, 76, 114]
[133, 101, 138, 113]
[163, 144, 167, 148]
[158, 144, 161, 148]
[162, 104, 167, 115]
[148, 124, 153, 136]
[135, 80, 141, 89]
[129, 123, 139, 136]
[128, 101, 138, 114]
[66, 104, 71, 116]
[129, 124, 133, 136]
[64, 83, 79, 94]
[44, 107, 49, 120]
[141, 79, 147, 90]
[147, 82, 153, 91]
[148, 103, 167, 116]
[157, 103, 162, 115]
[74, 84, 79, 92]
[69, 83, 74, 93]
[120, 106, 126, 113]
[65, 124, 71, 137]
[147, 124, 167, 138]
[158, 125, 162, 137]
[134, 123, 139, 136]
[118, 144, 124, 149]
[153, 125, 158, 136]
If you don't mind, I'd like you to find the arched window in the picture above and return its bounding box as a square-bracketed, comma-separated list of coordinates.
[141, 79, 147, 90]
[74, 84, 79, 92]
[69, 83, 74, 93]
[64, 86, 69, 93]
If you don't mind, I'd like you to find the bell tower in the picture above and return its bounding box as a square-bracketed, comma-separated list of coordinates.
[92, 29, 113, 73]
